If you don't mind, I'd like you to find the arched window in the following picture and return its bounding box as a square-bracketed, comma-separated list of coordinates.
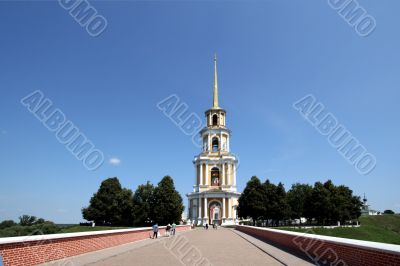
[212, 137, 219, 152]
[211, 167, 220, 186]
[212, 114, 218, 126]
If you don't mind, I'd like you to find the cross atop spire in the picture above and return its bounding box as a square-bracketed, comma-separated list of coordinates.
[213, 53, 219, 108]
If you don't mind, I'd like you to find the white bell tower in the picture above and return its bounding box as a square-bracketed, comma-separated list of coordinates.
[187, 55, 240, 226]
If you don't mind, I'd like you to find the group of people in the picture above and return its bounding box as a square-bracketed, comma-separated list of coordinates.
[203, 222, 218, 230]
[151, 223, 177, 239]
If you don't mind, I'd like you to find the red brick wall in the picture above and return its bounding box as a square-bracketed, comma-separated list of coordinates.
[0, 225, 190, 266]
[236, 225, 400, 266]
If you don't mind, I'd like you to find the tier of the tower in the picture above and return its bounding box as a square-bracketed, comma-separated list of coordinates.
[192, 155, 238, 193]
[199, 127, 231, 155]
[205, 108, 226, 128]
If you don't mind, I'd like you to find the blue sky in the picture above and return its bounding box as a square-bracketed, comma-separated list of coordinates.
[0, 1, 399, 223]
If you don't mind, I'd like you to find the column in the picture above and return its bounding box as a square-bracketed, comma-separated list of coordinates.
[227, 163, 231, 185]
[228, 198, 232, 219]
[205, 164, 208, 185]
[222, 162, 225, 185]
[195, 164, 198, 190]
[204, 197, 208, 219]
[208, 134, 211, 151]
[233, 163, 236, 186]
[227, 135, 230, 152]
[199, 163, 203, 186]
[220, 132, 223, 151]
[222, 197, 226, 219]
[198, 196, 202, 220]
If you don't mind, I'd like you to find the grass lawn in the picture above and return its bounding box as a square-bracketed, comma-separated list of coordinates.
[276, 215, 400, 245]
[60, 225, 130, 233]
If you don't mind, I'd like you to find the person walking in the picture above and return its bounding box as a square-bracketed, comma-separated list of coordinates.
[171, 222, 176, 235]
[152, 223, 159, 239]
[166, 224, 171, 237]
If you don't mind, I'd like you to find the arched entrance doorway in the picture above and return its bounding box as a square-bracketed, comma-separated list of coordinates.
[209, 201, 222, 225]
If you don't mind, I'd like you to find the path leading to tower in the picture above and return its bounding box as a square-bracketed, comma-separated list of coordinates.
[43, 228, 313, 266]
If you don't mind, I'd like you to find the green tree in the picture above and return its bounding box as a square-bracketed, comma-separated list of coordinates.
[263, 179, 276, 226]
[287, 183, 313, 224]
[19, 215, 37, 226]
[35, 218, 46, 224]
[115, 188, 134, 226]
[275, 182, 291, 225]
[132, 181, 155, 226]
[304, 181, 332, 225]
[350, 195, 362, 219]
[152, 176, 184, 225]
[323, 180, 337, 223]
[82, 177, 134, 226]
[384, 210, 395, 215]
[0, 220, 17, 229]
[262, 180, 290, 226]
[303, 180, 362, 225]
[331, 185, 362, 223]
[238, 176, 266, 225]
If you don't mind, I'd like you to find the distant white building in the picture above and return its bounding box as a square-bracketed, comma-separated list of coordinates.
[360, 194, 381, 216]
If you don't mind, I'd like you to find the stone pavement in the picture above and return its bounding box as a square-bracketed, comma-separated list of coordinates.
[43, 227, 313, 266]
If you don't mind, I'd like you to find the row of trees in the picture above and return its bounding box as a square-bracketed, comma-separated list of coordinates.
[0, 215, 60, 237]
[82, 176, 184, 226]
[238, 176, 363, 226]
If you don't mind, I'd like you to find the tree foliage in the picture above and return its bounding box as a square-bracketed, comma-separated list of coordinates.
[82, 177, 134, 226]
[152, 176, 184, 225]
[384, 210, 395, 215]
[82, 176, 184, 226]
[132, 181, 155, 226]
[0, 216, 59, 237]
[19, 215, 38, 226]
[0, 220, 16, 230]
[237, 176, 266, 225]
[287, 183, 312, 222]
[238, 177, 363, 226]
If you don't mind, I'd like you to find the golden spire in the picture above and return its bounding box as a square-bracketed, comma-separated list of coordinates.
[213, 53, 219, 108]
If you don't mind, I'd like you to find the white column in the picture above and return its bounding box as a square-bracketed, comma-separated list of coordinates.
[205, 164, 208, 185]
[228, 198, 232, 219]
[220, 132, 223, 151]
[227, 135, 230, 152]
[222, 163, 225, 185]
[222, 197, 226, 218]
[198, 196, 202, 220]
[208, 134, 211, 151]
[195, 164, 198, 190]
[204, 197, 208, 218]
[227, 163, 231, 185]
[199, 163, 203, 186]
[233, 163, 236, 186]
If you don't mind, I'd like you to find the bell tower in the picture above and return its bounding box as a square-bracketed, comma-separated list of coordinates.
[187, 55, 241, 226]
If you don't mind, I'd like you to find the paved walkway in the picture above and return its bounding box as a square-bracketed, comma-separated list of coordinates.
[43, 228, 313, 266]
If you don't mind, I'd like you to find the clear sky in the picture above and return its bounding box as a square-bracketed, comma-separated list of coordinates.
[0, 1, 399, 223]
